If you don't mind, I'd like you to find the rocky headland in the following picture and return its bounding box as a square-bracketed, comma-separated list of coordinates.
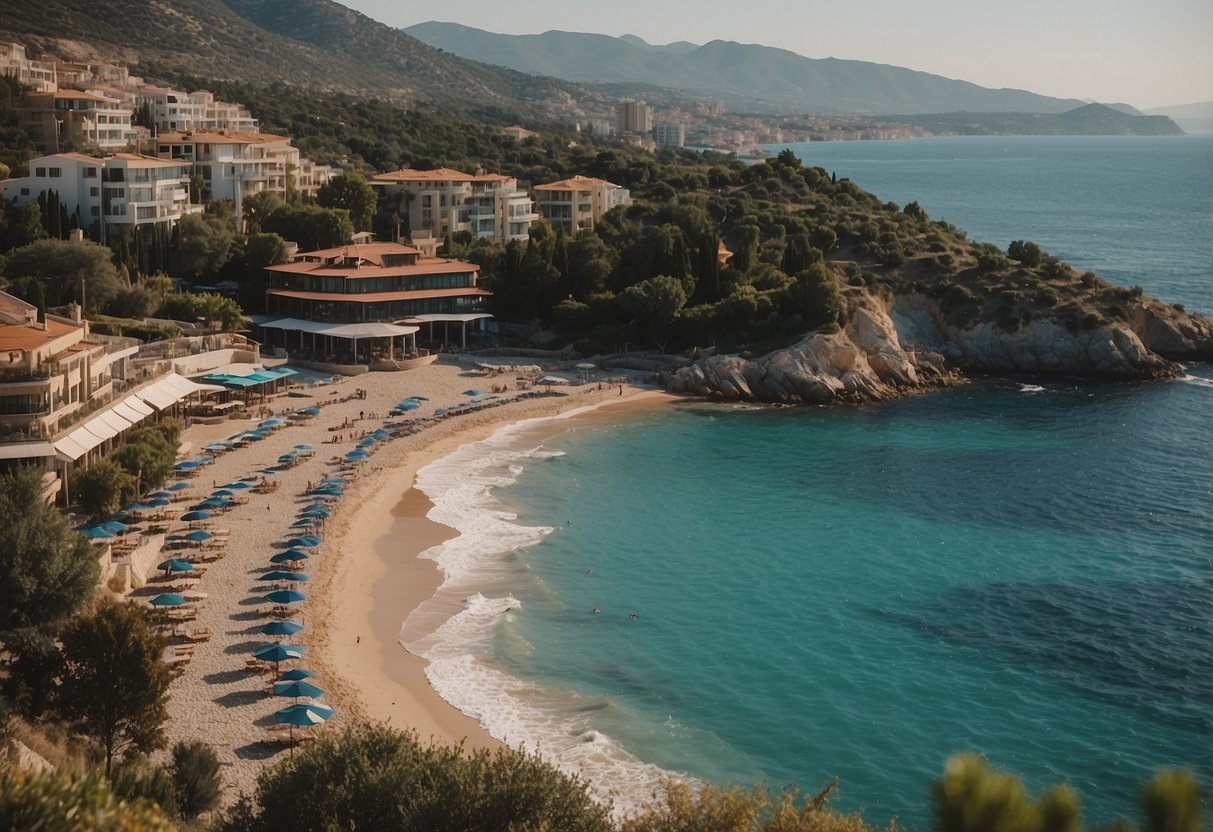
[669, 287, 1213, 403]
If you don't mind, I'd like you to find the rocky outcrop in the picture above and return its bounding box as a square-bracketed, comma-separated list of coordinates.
[668, 289, 1212, 403]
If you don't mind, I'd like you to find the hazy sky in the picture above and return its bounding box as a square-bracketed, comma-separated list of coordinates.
[342, 0, 1211, 109]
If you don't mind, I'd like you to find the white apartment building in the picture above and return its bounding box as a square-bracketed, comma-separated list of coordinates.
[155, 130, 296, 211]
[652, 122, 686, 148]
[22, 88, 138, 152]
[616, 100, 652, 135]
[133, 87, 258, 134]
[533, 175, 631, 233]
[371, 167, 538, 243]
[1, 152, 199, 243]
[0, 42, 56, 92]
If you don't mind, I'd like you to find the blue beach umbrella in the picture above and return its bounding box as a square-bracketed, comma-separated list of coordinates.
[273, 680, 324, 699]
[174, 459, 200, 470]
[259, 570, 309, 583]
[157, 558, 194, 573]
[148, 497, 171, 508]
[168, 481, 192, 491]
[294, 443, 315, 450]
[183, 530, 213, 542]
[343, 450, 367, 462]
[253, 643, 305, 664]
[223, 481, 253, 489]
[264, 589, 306, 605]
[396, 401, 419, 411]
[100, 520, 130, 533]
[409, 395, 429, 401]
[278, 667, 314, 680]
[290, 519, 319, 530]
[260, 620, 304, 637]
[292, 535, 322, 547]
[358, 437, 377, 448]
[270, 549, 310, 564]
[463, 389, 483, 396]
[211, 489, 234, 498]
[81, 526, 115, 539]
[181, 510, 210, 522]
[302, 407, 321, 415]
[259, 418, 283, 427]
[149, 593, 186, 607]
[274, 703, 330, 725]
[149, 490, 172, 498]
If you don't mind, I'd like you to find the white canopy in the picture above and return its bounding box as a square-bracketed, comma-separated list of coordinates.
[0, 441, 56, 460]
[259, 318, 419, 339]
[402, 313, 493, 324]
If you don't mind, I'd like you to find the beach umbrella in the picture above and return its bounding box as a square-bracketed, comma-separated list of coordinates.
[277, 453, 298, 464]
[396, 401, 419, 411]
[298, 510, 329, 521]
[294, 443, 315, 450]
[257, 468, 279, 476]
[149, 490, 172, 498]
[273, 680, 324, 699]
[149, 593, 186, 607]
[169, 481, 192, 491]
[194, 497, 233, 510]
[278, 667, 314, 680]
[291, 518, 319, 529]
[463, 389, 483, 396]
[81, 526, 115, 539]
[344, 450, 367, 462]
[174, 459, 200, 470]
[211, 489, 234, 498]
[252, 644, 305, 671]
[270, 550, 310, 564]
[358, 437, 377, 448]
[410, 395, 429, 401]
[183, 530, 213, 542]
[259, 418, 283, 427]
[273, 702, 332, 745]
[148, 497, 171, 508]
[299, 504, 330, 515]
[433, 408, 448, 417]
[181, 510, 210, 522]
[302, 407, 321, 415]
[285, 535, 321, 548]
[99, 520, 130, 533]
[157, 558, 194, 574]
[264, 589, 306, 605]
[260, 620, 304, 637]
[259, 570, 309, 583]
[223, 481, 253, 489]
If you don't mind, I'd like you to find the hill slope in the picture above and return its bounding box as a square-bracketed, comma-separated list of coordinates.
[405, 21, 1096, 116]
[0, 0, 579, 114]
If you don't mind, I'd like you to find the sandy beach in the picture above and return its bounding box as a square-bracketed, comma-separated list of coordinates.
[145, 358, 674, 801]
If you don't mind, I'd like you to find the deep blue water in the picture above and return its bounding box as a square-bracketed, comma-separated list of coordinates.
[415, 136, 1212, 829]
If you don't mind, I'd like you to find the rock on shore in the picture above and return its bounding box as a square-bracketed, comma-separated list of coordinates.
[668, 290, 1213, 403]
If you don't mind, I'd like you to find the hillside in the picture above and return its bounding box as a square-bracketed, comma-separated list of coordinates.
[405, 21, 1098, 116]
[0, 0, 583, 115]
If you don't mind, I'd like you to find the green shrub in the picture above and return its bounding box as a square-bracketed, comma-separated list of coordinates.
[170, 740, 222, 819]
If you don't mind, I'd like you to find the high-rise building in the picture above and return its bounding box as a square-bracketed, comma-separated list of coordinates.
[615, 100, 652, 135]
[652, 122, 686, 148]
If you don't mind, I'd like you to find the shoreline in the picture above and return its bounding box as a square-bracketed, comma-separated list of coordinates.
[309, 385, 678, 751]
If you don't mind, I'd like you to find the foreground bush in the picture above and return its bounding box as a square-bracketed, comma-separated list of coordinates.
[0, 767, 176, 831]
[214, 723, 613, 832]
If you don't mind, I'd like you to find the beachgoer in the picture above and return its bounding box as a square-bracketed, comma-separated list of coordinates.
[356, 636, 360, 644]
[629, 613, 638, 621]
[592, 607, 600, 614]
[618, 385, 623, 395]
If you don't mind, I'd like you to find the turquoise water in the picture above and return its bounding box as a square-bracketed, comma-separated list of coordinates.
[411, 136, 1212, 829]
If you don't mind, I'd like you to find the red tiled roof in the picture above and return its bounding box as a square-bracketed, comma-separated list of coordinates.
[533, 175, 618, 191]
[156, 130, 288, 145]
[0, 318, 81, 351]
[372, 168, 511, 184]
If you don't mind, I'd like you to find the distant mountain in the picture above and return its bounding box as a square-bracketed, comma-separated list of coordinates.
[0, 0, 580, 114]
[1143, 100, 1213, 133]
[405, 21, 1099, 116]
[883, 103, 1184, 137]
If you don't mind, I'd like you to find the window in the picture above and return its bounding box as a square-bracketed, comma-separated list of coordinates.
[84, 167, 97, 178]
[48, 167, 61, 177]
[90, 206, 99, 217]
[19, 187, 29, 196]
[35, 167, 45, 177]
[89, 187, 99, 197]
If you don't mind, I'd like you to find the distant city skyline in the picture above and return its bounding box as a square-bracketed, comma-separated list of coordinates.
[342, 0, 1212, 110]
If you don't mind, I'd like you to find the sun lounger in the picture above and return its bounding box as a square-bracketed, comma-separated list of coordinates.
[183, 628, 211, 642]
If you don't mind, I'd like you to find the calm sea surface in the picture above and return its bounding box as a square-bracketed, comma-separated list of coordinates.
[406, 136, 1212, 829]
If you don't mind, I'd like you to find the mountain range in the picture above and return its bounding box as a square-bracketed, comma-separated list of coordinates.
[405, 22, 1137, 116]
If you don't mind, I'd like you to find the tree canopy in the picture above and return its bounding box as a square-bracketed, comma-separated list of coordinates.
[1, 238, 124, 314]
[54, 598, 172, 776]
[0, 466, 99, 635]
[317, 172, 377, 232]
[261, 203, 354, 251]
[215, 723, 613, 832]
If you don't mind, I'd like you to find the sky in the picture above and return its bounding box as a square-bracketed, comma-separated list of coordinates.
[341, 0, 1212, 110]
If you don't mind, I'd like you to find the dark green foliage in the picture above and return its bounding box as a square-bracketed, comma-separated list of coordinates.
[0, 767, 177, 831]
[169, 740, 222, 819]
[241, 191, 285, 234]
[157, 292, 245, 330]
[54, 598, 172, 776]
[1, 628, 63, 719]
[215, 723, 612, 832]
[788, 263, 841, 330]
[169, 212, 236, 280]
[1008, 240, 1044, 268]
[0, 466, 99, 635]
[317, 172, 377, 232]
[2, 238, 124, 314]
[74, 458, 134, 521]
[109, 759, 178, 818]
[261, 203, 353, 250]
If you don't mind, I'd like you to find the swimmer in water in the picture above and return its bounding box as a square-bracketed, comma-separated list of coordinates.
[592, 607, 600, 614]
[629, 613, 638, 621]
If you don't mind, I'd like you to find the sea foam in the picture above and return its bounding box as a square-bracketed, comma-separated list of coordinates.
[401, 408, 686, 817]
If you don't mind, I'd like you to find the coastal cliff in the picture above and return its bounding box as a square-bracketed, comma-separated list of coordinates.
[668, 289, 1213, 403]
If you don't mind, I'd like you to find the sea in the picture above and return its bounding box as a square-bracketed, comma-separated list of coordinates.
[402, 135, 1213, 829]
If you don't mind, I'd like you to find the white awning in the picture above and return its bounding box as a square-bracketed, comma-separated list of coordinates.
[122, 395, 155, 417]
[53, 435, 90, 461]
[401, 313, 493, 324]
[111, 401, 144, 423]
[164, 373, 224, 397]
[259, 318, 419, 339]
[138, 380, 179, 410]
[65, 425, 105, 453]
[96, 410, 133, 435]
[0, 441, 56, 460]
[81, 420, 117, 443]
